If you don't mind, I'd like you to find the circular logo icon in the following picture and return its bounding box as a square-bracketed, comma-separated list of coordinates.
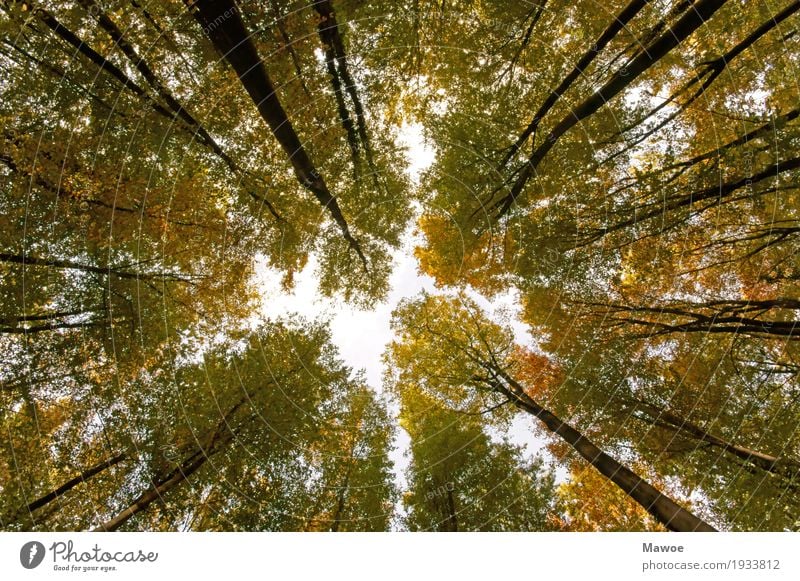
[20, 541, 46, 569]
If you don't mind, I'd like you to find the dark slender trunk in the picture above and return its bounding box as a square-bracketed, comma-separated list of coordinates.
[485, 370, 716, 531]
[0, 252, 192, 282]
[269, 0, 318, 109]
[500, 0, 651, 168]
[2, 136, 222, 227]
[313, 0, 378, 177]
[330, 467, 351, 532]
[0, 308, 102, 326]
[93, 401, 245, 532]
[0, 320, 109, 334]
[26, 2, 281, 220]
[631, 401, 800, 478]
[494, 0, 728, 218]
[319, 37, 361, 181]
[5, 453, 128, 525]
[588, 155, 800, 240]
[445, 488, 458, 532]
[0, 38, 122, 116]
[91, 451, 208, 532]
[77, 0, 239, 173]
[187, 0, 367, 268]
[664, 107, 800, 172]
[498, 1, 549, 85]
[600, 1, 800, 166]
[595, 299, 800, 339]
[29, 5, 174, 120]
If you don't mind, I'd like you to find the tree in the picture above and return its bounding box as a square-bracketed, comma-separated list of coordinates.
[555, 462, 666, 532]
[2, 0, 798, 533]
[397, 386, 557, 531]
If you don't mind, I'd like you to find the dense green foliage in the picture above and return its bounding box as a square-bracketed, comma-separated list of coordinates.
[1, 0, 798, 531]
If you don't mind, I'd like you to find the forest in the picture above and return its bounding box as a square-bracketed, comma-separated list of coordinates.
[0, 0, 798, 532]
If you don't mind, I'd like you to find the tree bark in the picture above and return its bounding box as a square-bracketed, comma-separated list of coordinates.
[77, 0, 239, 173]
[594, 299, 800, 339]
[600, 0, 800, 166]
[318, 33, 361, 182]
[483, 369, 716, 531]
[0, 320, 109, 334]
[313, 0, 378, 177]
[29, 5, 175, 120]
[0, 252, 193, 282]
[24, 2, 281, 220]
[329, 466, 351, 532]
[500, 0, 651, 168]
[584, 155, 800, 243]
[0, 308, 102, 326]
[445, 488, 459, 532]
[92, 400, 245, 532]
[4, 453, 128, 525]
[630, 400, 800, 479]
[91, 451, 208, 532]
[187, 0, 367, 268]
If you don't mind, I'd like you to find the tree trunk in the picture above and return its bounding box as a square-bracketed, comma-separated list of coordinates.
[585, 155, 800, 242]
[25, 2, 281, 220]
[630, 400, 800, 479]
[500, 0, 651, 168]
[187, 0, 367, 268]
[330, 466, 351, 532]
[494, 0, 729, 218]
[0, 252, 191, 282]
[0, 320, 109, 334]
[0, 308, 103, 326]
[313, 0, 378, 177]
[92, 400, 245, 531]
[595, 298, 800, 339]
[4, 452, 127, 525]
[445, 488, 459, 532]
[29, 5, 174, 120]
[91, 451, 208, 532]
[77, 0, 239, 173]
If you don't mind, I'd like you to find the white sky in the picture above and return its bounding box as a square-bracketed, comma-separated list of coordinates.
[251, 123, 562, 526]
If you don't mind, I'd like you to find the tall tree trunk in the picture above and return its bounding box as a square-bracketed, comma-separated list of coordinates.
[0, 308, 103, 326]
[445, 488, 458, 532]
[91, 450, 209, 532]
[313, 0, 378, 178]
[23, 2, 281, 220]
[329, 466, 351, 532]
[0, 37, 122, 116]
[0, 320, 109, 334]
[599, 0, 800, 167]
[318, 32, 361, 183]
[4, 452, 128, 526]
[584, 155, 800, 242]
[0, 252, 193, 282]
[76, 0, 238, 173]
[187, 0, 367, 269]
[482, 368, 716, 532]
[92, 400, 245, 532]
[592, 298, 800, 339]
[493, 0, 729, 218]
[26, 4, 173, 118]
[500, 0, 651, 168]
